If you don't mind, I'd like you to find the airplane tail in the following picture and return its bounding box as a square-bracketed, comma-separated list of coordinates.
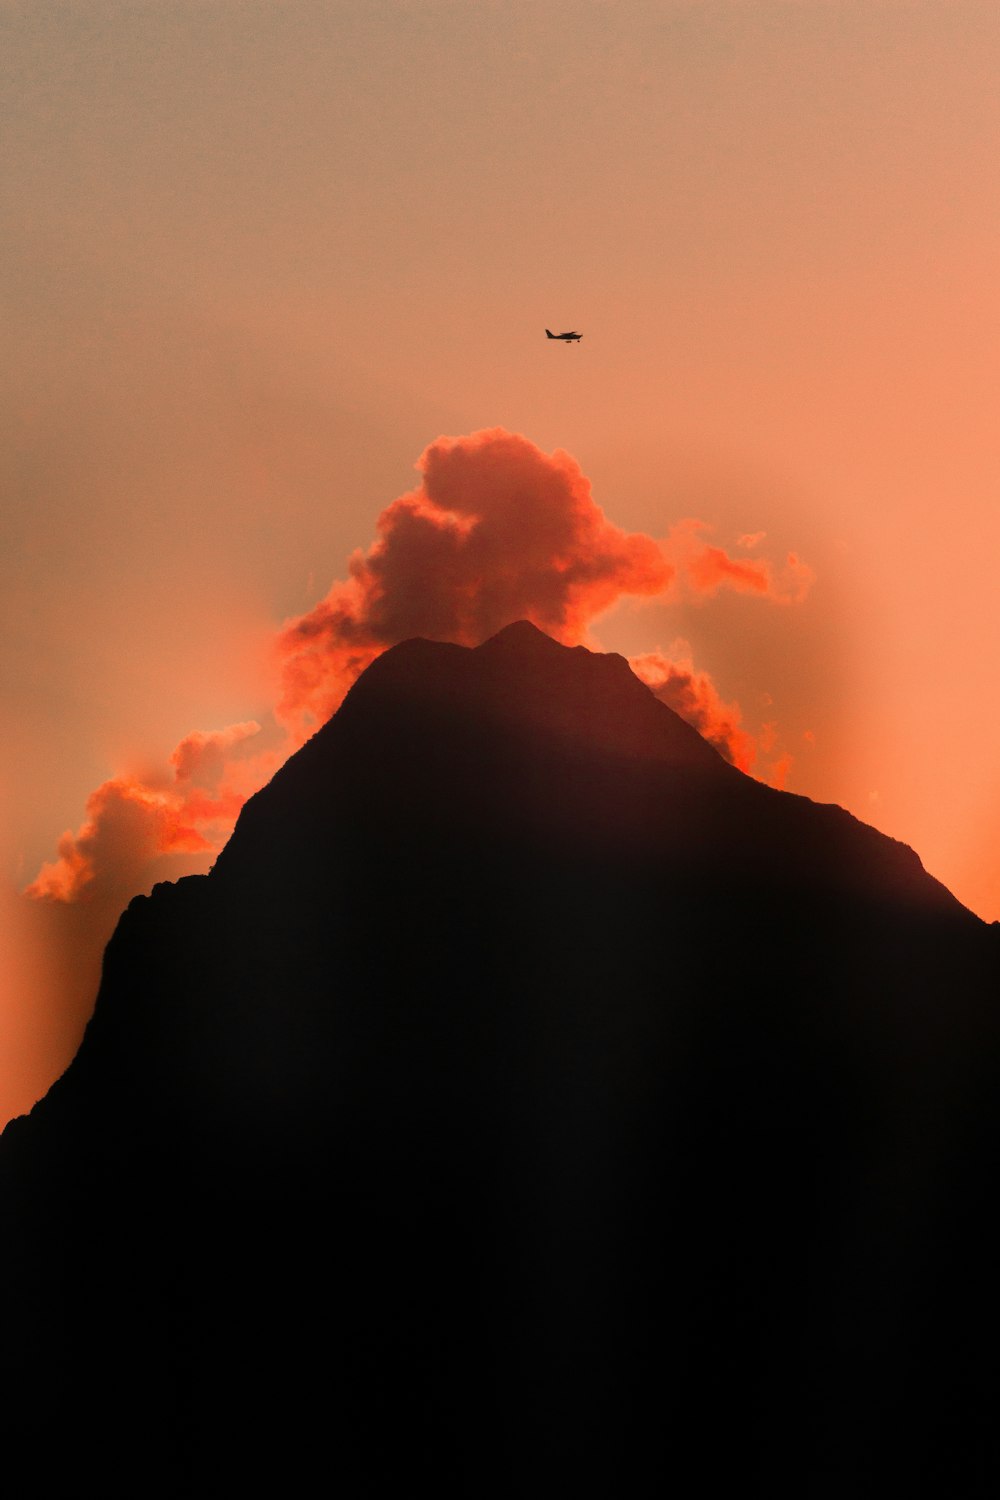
[545, 329, 556, 338]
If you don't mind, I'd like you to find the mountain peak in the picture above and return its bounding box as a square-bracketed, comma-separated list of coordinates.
[326, 619, 725, 782]
[476, 619, 571, 652]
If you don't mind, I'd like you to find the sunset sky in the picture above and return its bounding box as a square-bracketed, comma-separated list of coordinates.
[3, 0, 999, 1123]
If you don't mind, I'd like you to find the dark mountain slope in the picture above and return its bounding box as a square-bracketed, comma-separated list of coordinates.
[2, 622, 999, 1494]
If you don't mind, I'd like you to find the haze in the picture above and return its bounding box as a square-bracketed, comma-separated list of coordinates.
[3, 2, 999, 1121]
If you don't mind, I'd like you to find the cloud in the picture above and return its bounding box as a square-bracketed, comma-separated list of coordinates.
[170, 721, 261, 782]
[274, 429, 673, 735]
[664, 519, 814, 605]
[276, 430, 813, 735]
[629, 647, 758, 772]
[629, 648, 799, 788]
[27, 721, 266, 902]
[30, 428, 814, 903]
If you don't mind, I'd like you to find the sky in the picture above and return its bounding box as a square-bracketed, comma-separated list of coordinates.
[3, 0, 999, 1124]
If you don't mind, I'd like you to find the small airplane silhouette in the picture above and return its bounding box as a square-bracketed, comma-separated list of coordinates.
[545, 328, 583, 342]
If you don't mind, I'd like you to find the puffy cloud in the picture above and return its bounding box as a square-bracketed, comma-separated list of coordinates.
[629, 648, 758, 773]
[27, 721, 264, 902]
[630, 647, 797, 788]
[275, 429, 673, 735]
[30, 428, 813, 902]
[276, 430, 813, 736]
[170, 721, 261, 782]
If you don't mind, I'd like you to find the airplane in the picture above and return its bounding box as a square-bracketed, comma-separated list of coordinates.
[545, 328, 583, 342]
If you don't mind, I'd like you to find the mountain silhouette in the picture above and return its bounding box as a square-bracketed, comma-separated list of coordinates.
[3, 621, 1000, 1493]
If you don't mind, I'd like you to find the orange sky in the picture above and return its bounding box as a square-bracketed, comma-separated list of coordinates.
[3, 1, 999, 1124]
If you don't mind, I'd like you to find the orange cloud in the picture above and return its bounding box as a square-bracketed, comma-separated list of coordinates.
[629, 650, 797, 788]
[629, 648, 758, 773]
[30, 428, 813, 902]
[665, 519, 814, 604]
[275, 429, 673, 735]
[276, 430, 814, 736]
[27, 721, 266, 902]
[170, 721, 261, 782]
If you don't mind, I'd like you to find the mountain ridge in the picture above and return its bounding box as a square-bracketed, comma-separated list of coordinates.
[213, 622, 972, 924]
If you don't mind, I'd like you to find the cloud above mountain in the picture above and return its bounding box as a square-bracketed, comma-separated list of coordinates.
[276, 428, 812, 737]
[629, 649, 757, 772]
[26, 722, 268, 902]
[28, 428, 812, 901]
